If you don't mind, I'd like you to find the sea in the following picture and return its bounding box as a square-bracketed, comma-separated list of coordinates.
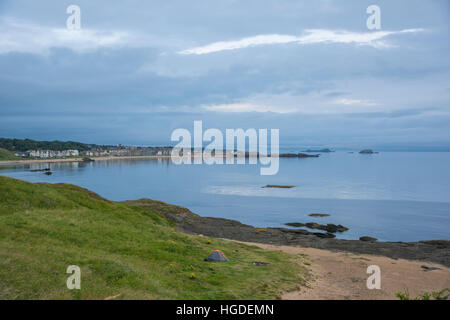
[1, 150, 449, 242]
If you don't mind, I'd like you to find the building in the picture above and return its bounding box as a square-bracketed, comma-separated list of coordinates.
[26, 149, 80, 159]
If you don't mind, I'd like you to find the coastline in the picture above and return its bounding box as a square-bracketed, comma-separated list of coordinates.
[131, 198, 450, 299]
[238, 241, 450, 300]
[1, 175, 448, 299]
[128, 199, 450, 267]
[0, 152, 322, 166]
[1, 162, 448, 265]
[0, 155, 172, 166]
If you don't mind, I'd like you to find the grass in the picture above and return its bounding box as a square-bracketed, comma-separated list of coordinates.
[0, 148, 18, 161]
[0, 176, 307, 299]
[396, 288, 449, 300]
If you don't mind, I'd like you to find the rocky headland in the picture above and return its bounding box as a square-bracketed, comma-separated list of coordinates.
[127, 199, 450, 267]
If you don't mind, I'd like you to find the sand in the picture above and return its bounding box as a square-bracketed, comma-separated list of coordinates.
[236, 241, 450, 300]
[0, 155, 172, 166]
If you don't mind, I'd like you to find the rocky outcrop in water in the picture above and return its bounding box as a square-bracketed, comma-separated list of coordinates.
[262, 185, 295, 189]
[298, 153, 320, 158]
[278, 153, 320, 158]
[309, 213, 330, 217]
[30, 168, 50, 172]
[360, 236, 377, 242]
[359, 149, 378, 154]
[285, 222, 349, 233]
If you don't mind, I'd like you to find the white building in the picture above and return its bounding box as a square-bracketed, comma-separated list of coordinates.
[27, 149, 80, 158]
[65, 150, 79, 157]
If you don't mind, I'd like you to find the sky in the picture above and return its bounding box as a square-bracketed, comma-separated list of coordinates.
[0, 0, 449, 149]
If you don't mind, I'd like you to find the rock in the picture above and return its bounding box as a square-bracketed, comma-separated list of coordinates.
[278, 228, 311, 235]
[298, 153, 320, 158]
[253, 262, 270, 266]
[279, 153, 298, 158]
[285, 222, 348, 233]
[278, 153, 320, 158]
[360, 236, 377, 242]
[262, 185, 295, 189]
[359, 149, 376, 154]
[30, 168, 50, 172]
[323, 224, 349, 233]
[419, 240, 450, 249]
[313, 232, 336, 238]
[421, 265, 441, 272]
[308, 213, 330, 217]
[305, 222, 320, 229]
[285, 222, 305, 227]
[82, 157, 95, 162]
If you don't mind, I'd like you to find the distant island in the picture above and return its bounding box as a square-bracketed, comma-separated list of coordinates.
[359, 149, 378, 154]
[262, 185, 295, 189]
[279, 153, 320, 158]
[304, 148, 334, 153]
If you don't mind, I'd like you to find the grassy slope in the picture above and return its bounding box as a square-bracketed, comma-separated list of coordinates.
[0, 148, 18, 161]
[0, 176, 307, 299]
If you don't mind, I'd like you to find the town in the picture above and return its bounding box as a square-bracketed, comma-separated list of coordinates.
[12, 145, 173, 159]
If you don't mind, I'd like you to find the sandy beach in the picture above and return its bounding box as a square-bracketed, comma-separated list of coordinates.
[0, 155, 172, 166]
[236, 241, 450, 300]
[124, 198, 450, 299]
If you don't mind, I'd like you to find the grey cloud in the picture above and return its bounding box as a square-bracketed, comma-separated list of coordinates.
[0, 0, 449, 148]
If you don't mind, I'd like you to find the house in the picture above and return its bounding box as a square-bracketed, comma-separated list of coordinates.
[26, 149, 80, 158]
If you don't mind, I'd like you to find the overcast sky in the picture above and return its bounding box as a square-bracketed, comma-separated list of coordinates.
[1, 0, 449, 149]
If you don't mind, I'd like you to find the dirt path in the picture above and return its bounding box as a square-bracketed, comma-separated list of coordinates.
[237, 241, 450, 300]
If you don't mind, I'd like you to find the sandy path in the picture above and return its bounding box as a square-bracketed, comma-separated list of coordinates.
[237, 241, 450, 300]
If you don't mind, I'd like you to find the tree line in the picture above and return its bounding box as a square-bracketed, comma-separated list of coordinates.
[0, 138, 92, 152]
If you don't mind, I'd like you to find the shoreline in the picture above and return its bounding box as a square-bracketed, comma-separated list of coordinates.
[128, 199, 450, 267]
[1, 176, 449, 299]
[236, 241, 450, 300]
[0, 155, 172, 166]
[0, 152, 325, 166]
[1, 170, 448, 267]
[131, 198, 450, 298]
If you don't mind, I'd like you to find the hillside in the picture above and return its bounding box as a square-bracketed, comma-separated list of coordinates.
[0, 138, 92, 152]
[0, 148, 18, 161]
[0, 176, 307, 299]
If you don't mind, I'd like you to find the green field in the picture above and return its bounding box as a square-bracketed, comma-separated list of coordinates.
[0, 176, 307, 299]
[0, 148, 18, 161]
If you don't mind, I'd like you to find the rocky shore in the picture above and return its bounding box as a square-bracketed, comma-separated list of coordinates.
[127, 199, 450, 267]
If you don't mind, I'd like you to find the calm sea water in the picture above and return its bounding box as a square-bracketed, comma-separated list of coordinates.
[1, 152, 450, 242]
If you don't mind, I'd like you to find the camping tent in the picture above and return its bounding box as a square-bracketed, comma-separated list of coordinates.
[204, 250, 228, 262]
